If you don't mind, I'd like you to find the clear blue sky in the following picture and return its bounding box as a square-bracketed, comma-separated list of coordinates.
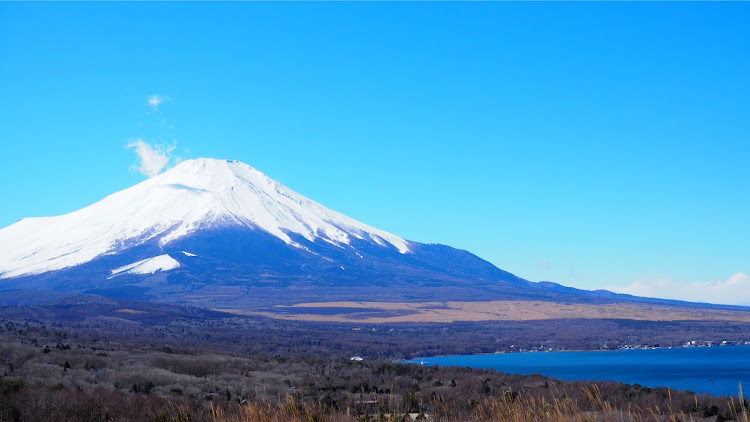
[1, 3, 748, 303]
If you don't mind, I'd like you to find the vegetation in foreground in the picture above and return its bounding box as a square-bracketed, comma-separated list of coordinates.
[1, 317, 749, 422]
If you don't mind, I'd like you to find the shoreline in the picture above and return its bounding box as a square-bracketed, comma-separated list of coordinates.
[403, 344, 750, 398]
[405, 341, 750, 360]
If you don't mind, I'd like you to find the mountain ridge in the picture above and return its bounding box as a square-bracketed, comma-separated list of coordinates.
[0, 158, 744, 312]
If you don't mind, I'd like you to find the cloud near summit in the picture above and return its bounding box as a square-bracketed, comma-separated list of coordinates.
[127, 139, 178, 178]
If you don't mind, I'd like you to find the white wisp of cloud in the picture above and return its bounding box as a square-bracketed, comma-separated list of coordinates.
[607, 272, 750, 306]
[147, 94, 169, 111]
[126, 139, 178, 178]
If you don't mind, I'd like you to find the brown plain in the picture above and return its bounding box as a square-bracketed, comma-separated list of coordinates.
[217, 300, 750, 324]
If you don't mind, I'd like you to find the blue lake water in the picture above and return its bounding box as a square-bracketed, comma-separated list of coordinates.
[409, 345, 750, 397]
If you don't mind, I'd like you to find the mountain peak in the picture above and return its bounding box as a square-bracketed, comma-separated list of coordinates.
[150, 158, 275, 194]
[0, 158, 409, 279]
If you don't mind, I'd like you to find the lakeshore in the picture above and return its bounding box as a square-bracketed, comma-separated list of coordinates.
[409, 344, 750, 397]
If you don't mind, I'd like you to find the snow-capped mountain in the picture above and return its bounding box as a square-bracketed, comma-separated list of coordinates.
[0, 158, 607, 307]
[0, 159, 408, 279]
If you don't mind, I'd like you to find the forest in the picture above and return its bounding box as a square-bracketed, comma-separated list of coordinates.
[1, 297, 749, 421]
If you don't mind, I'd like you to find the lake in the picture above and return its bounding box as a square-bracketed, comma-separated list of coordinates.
[409, 345, 750, 397]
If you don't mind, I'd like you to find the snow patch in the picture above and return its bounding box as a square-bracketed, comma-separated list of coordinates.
[108, 254, 180, 278]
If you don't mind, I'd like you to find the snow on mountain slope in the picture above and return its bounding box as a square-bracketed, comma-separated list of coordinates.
[108, 254, 180, 278]
[0, 158, 410, 279]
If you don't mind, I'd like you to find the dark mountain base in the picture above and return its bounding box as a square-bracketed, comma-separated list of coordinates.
[8, 226, 744, 312]
[2, 297, 749, 358]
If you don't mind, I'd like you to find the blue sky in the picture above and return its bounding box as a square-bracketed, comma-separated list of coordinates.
[1, 3, 748, 304]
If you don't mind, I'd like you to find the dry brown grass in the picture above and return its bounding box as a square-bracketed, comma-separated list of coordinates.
[218, 300, 750, 324]
[203, 386, 750, 422]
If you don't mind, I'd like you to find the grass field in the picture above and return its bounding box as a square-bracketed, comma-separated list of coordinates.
[218, 300, 750, 324]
